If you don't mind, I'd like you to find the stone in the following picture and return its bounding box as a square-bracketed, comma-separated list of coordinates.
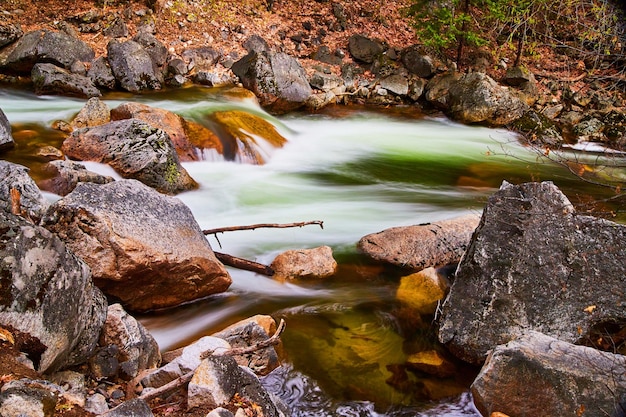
[503, 65, 535, 86]
[471, 331, 626, 417]
[106, 39, 161, 93]
[167, 58, 187, 76]
[41, 180, 232, 312]
[242, 34, 270, 54]
[310, 45, 342, 65]
[511, 110, 563, 147]
[0, 160, 50, 222]
[100, 398, 153, 417]
[88, 56, 117, 90]
[132, 31, 168, 81]
[379, 74, 409, 96]
[408, 76, 426, 101]
[39, 160, 115, 196]
[0, 108, 14, 151]
[270, 246, 337, 280]
[0, 22, 23, 48]
[401, 45, 435, 78]
[207, 407, 235, 417]
[396, 267, 448, 315]
[84, 393, 108, 414]
[0, 379, 60, 417]
[31, 63, 101, 98]
[424, 71, 462, 110]
[103, 16, 128, 38]
[47, 370, 86, 407]
[61, 118, 198, 194]
[358, 213, 480, 270]
[348, 34, 384, 64]
[0, 211, 108, 372]
[181, 46, 221, 70]
[405, 349, 456, 378]
[309, 71, 343, 91]
[438, 181, 626, 364]
[71, 97, 110, 129]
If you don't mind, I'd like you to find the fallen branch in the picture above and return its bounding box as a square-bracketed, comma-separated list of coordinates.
[203, 220, 324, 235]
[135, 319, 286, 404]
[214, 251, 274, 276]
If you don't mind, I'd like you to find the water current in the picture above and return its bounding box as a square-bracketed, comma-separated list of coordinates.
[1, 86, 622, 416]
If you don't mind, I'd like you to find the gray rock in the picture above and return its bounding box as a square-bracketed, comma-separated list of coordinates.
[0, 160, 49, 221]
[358, 214, 480, 271]
[242, 34, 270, 54]
[100, 398, 153, 417]
[167, 58, 187, 76]
[401, 45, 435, 78]
[447, 72, 527, 126]
[103, 16, 128, 38]
[573, 117, 605, 139]
[88, 56, 117, 90]
[84, 393, 109, 414]
[207, 407, 235, 417]
[40, 160, 114, 196]
[232, 50, 312, 113]
[61, 118, 197, 194]
[348, 34, 383, 64]
[181, 46, 221, 71]
[0, 379, 60, 417]
[31, 63, 101, 98]
[132, 31, 168, 81]
[309, 71, 343, 91]
[0, 22, 23, 48]
[47, 370, 86, 408]
[424, 71, 462, 110]
[0, 107, 15, 151]
[41, 180, 231, 312]
[379, 74, 409, 96]
[2, 30, 95, 74]
[503, 65, 534, 86]
[71, 97, 111, 129]
[408, 76, 426, 101]
[471, 331, 626, 417]
[0, 211, 107, 372]
[439, 181, 626, 364]
[271, 246, 337, 280]
[511, 110, 564, 147]
[106, 39, 161, 93]
[310, 45, 342, 65]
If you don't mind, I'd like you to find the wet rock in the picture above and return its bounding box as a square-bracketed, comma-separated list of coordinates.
[71, 97, 111, 129]
[31, 63, 101, 98]
[61, 118, 197, 194]
[348, 34, 383, 64]
[88, 56, 117, 90]
[0, 160, 50, 221]
[212, 315, 281, 376]
[401, 45, 435, 78]
[396, 267, 448, 315]
[0, 210, 108, 372]
[270, 246, 337, 280]
[447, 72, 527, 126]
[438, 181, 626, 364]
[106, 39, 161, 93]
[1, 30, 95, 74]
[471, 331, 626, 417]
[0, 22, 23, 48]
[511, 110, 563, 147]
[96, 303, 161, 380]
[41, 180, 232, 312]
[0, 108, 14, 151]
[39, 160, 115, 196]
[379, 74, 409, 96]
[232, 50, 312, 113]
[358, 213, 480, 271]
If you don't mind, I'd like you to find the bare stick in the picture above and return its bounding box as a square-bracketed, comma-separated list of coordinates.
[203, 220, 324, 235]
[218, 318, 286, 357]
[214, 252, 274, 276]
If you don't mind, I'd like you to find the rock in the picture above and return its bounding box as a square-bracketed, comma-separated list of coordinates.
[573, 116, 605, 140]
[503, 65, 534, 86]
[48, 370, 86, 407]
[0, 160, 50, 222]
[396, 267, 448, 315]
[181, 46, 221, 70]
[212, 315, 281, 376]
[447, 72, 528, 126]
[193, 70, 236, 87]
[167, 58, 187, 76]
[207, 407, 235, 417]
[231, 50, 312, 113]
[142, 336, 230, 388]
[357, 213, 480, 270]
[88, 56, 117, 90]
[106, 39, 161, 93]
[471, 331, 626, 417]
[39, 160, 115, 196]
[379, 74, 409, 96]
[310, 45, 342, 65]
[242, 35, 270, 54]
[0, 22, 23, 48]
[438, 181, 626, 364]
[309, 71, 344, 91]
[84, 393, 108, 414]
[424, 71, 462, 110]
[61, 118, 198, 194]
[103, 16, 128, 38]
[305, 91, 337, 110]
[408, 76, 426, 101]
[270, 246, 337, 280]
[348, 34, 384, 64]
[0, 379, 60, 417]
[0, 108, 15, 151]
[132, 31, 168, 82]
[511, 110, 563, 147]
[401, 45, 435, 78]
[96, 303, 161, 380]
[188, 355, 285, 416]
[41, 180, 232, 312]
[1, 30, 95, 74]
[110, 102, 202, 162]
[405, 349, 456, 378]
[0, 210, 108, 373]
[100, 398, 153, 417]
[71, 97, 111, 129]
[31, 63, 101, 98]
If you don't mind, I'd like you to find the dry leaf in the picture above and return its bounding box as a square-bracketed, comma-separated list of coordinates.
[583, 305, 596, 313]
[0, 328, 15, 345]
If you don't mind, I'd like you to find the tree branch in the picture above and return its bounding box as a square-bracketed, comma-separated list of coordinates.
[214, 251, 274, 276]
[203, 220, 324, 235]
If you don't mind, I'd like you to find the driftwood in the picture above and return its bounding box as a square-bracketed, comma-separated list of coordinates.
[203, 220, 324, 235]
[135, 319, 286, 404]
[215, 251, 275, 276]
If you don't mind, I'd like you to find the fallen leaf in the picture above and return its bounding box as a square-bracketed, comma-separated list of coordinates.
[0, 328, 15, 345]
[583, 305, 596, 313]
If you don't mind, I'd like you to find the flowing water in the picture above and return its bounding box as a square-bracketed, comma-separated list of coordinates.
[1, 86, 623, 416]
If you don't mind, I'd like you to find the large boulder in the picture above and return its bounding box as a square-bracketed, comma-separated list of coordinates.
[471, 331, 626, 417]
[0, 108, 15, 151]
[231, 50, 312, 113]
[401, 45, 435, 78]
[0, 210, 107, 373]
[348, 34, 384, 64]
[61, 118, 197, 195]
[106, 39, 162, 93]
[31, 63, 101, 98]
[438, 181, 626, 364]
[132, 31, 168, 83]
[1, 30, 95, 74]
[41, 180, 232, 312]
[357, 214, 480, 270]
[0, 160, 50, 222]
[447, 72, 527, 126]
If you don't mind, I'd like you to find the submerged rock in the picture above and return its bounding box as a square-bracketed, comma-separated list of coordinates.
[439, 181, 626, 364]
[270, 246, 337, 280]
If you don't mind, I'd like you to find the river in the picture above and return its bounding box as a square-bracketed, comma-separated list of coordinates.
[1, 86, 621, 416]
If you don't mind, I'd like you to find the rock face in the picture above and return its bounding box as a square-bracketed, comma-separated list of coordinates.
[62, 118, 197, 195]
[106, 39, 162, 93]
[471, 331, 626, 417]
[31, 63, 101, 98]
[0, 211, 108, 373]
[232, 50, 312, 113]
[447, 72, 527, 126]
[2, 30, 95, 74]
[0, 108, 14, 150]
[270, 246, 337, 280]
[438, 181, 626, 364]
[0, 160, 50, 222]
[41, 180, 232, 312]
[357, 214, 480, 270]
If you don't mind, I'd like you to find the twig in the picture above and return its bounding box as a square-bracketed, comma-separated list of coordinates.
[203, 220, 324, 235]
